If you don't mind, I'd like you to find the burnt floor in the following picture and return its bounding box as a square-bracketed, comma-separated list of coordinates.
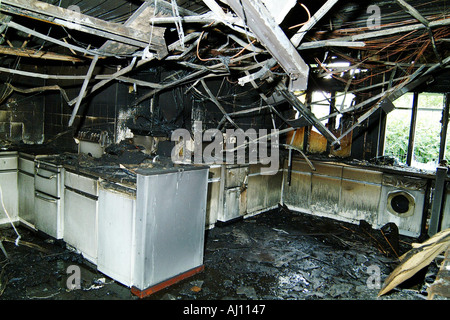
[0, 207, 442, 302]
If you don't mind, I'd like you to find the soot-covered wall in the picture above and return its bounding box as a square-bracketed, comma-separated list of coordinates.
[0, 63, 45, 144]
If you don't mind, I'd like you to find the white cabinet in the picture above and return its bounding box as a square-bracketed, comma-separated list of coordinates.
[97, 166, 209, 298]
[34, 160, 64, 239]
[97, 182, 136, 287]
[18, 154, 36, 228]
[64, 170, 99, 264]
[0, 151, 18, 227]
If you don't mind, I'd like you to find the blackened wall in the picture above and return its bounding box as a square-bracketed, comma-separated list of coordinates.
[0, 63, 45, 144]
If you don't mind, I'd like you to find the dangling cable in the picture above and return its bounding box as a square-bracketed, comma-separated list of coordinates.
[0, 184, 21, 246]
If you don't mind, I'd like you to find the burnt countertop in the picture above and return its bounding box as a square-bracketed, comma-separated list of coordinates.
[290, 154, 449, 181]
[59, 151, 202, 187]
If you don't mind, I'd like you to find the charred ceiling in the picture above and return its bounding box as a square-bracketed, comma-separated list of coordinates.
[0, 0, 449, 154]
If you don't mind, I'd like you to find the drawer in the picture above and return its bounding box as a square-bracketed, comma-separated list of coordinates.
[19, 157, 35, 175]
[34, 191, 63, 239]
[35, 167, 61, 198]
[0, 153, 18, 171]
[64, 188, 98, 263]
[65, 170, 98, 196]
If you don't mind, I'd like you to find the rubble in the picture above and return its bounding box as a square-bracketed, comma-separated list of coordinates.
[0, 206, 447, 300]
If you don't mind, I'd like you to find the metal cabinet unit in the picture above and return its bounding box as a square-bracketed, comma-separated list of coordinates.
[132, 166, 209, 297]
[341, 167, 382, 226]
[34, 158, 65, 239]
[281, 159, 312, 213]
[282, 158, 427, 237]
[64, 169, 99, 264]
[0, 151, 18, 227]
[205, 164, 222, 229]
[247, 163, 283, 216]
[97, 165, 209, 298]
[310, 163, 343, 216]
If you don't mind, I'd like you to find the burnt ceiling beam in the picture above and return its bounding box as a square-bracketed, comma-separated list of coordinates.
[0, 65, 164, 88]
[0, 0, 167, 58]
[0, 45, 83, 62]
[395, 0, 429, 26]
[226, 0, 309, 92]
[291, 0, 339, 48]
[2, 20, 108, 57]
[68, 55, 99, 127]
[67, 56, 143, 107]
[202, 0, 231, 21]
[395, 0, 442, 63]
[307, 17, 450, 47]
[146, 0, 198, 17]
[276, 83, 340, 150]
[100, 1, 167, 57]
[66, 33, 202, 107]
[236, 0, 340, 89]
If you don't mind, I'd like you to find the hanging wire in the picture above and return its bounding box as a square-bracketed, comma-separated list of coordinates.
[288, 3, 311, 29]
[0, 185, 21, 246]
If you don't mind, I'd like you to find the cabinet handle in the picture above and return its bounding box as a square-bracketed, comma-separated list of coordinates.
[36, 172, 56, 180]
[35, 192, 57, 203]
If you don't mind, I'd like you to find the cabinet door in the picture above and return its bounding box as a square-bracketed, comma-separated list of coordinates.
[97, 189, 135, 287]
[0, 171, 18, 226]
[19, 172, 35, 226]
[64, 189, 98, 264]
[34, 191, 62, 239]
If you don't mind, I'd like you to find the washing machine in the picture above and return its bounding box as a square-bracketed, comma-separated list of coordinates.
[377, 174, 427, 238]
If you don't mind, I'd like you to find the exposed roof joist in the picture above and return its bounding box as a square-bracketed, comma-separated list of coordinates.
[0, 0, 168, 58]
[225, 0, 310, 91]
[395, 0, 442, 63]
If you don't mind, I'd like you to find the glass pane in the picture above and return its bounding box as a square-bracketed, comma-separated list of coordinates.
[310, 91, 330, 129]
[414, 93, 444, 170]
[384, 93, 413, 164]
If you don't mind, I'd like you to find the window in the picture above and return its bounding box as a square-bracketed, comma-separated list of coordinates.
[384, 92, 446, 170]
[310, 91, 331, 128]
[384, 93, 414, 164]
[414, 93, 444, 169]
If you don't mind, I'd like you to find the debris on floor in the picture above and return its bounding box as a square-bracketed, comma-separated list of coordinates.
[0, 207, 447, 301]
[427, 246, 450, 300]
[378, 228, 450, 297]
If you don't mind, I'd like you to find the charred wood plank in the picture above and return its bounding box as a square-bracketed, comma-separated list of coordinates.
[0, 0, 167, 57]
[68, 55, 99, 127]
